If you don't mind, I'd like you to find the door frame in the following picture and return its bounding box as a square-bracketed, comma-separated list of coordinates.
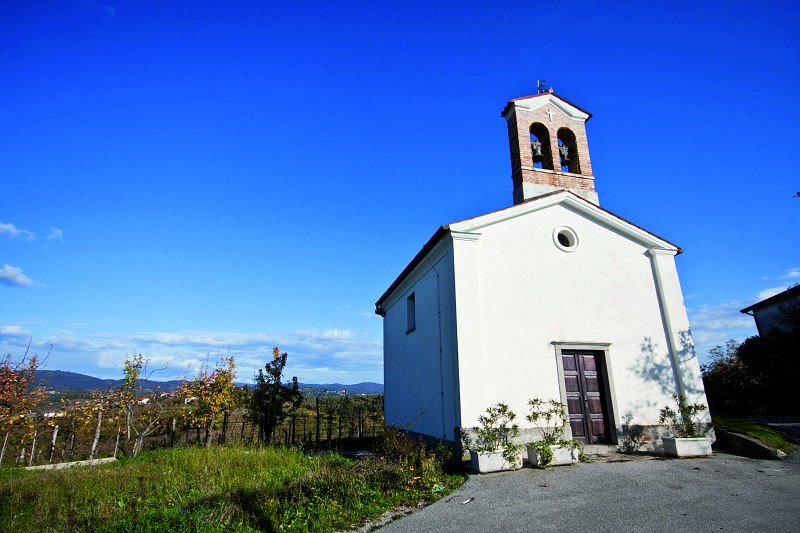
[552, 342, 619, 445]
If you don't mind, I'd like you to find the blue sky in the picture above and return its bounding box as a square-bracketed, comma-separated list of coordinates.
[1, 0, 798, 384]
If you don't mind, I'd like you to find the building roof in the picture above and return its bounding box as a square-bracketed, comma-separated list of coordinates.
[740, 284, 800, 314]
[375, 190, 681, 314]
[501, 91, 593, 120]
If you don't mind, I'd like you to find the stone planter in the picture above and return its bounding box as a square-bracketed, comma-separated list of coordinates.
[526, 443, 579, 468]
[469, 451, 521, 474]
[662, 437, 712, 457]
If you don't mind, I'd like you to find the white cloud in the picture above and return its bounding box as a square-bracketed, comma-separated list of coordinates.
[46, 227, 63, 241]
[0, 264, 34, 287]
[0, 222, 36, 241]
[687, 300, 757, 361]
[781, 268, 800, 280]
[3, 327, 383, 384]
[757, 286, 787, 301]
[0, 325, 31, 337]
[752, 268, 800, 300]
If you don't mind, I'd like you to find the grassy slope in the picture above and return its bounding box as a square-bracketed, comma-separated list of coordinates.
[0, 446, 465, 532]
[713, 416, 796, 453]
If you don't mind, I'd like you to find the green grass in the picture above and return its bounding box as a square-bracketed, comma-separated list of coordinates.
[0, 445, 465, 532]
[713, 416, 796, 453]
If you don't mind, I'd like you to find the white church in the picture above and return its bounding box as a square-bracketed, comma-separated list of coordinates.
[375, 88, 711, 448]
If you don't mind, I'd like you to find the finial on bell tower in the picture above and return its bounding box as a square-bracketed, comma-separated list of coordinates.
[537, 79, 547, 94]
[501, 89, 598, 205]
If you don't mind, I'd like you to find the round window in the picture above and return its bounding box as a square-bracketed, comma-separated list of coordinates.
[553, 226, 579, 252]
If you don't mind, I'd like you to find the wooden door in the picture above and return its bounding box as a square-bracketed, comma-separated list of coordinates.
[561, 350, 609, 444]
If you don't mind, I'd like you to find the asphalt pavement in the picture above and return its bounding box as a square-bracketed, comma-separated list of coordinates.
[379, 451, 800, 532]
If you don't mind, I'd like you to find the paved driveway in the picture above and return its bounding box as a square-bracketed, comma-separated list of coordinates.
[381, 452, 800, 532]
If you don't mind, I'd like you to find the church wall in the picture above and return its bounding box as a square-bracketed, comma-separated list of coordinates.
[649, 251, 711, 418]
[381, 240, 460, 441]
[452, 203, 700, 432]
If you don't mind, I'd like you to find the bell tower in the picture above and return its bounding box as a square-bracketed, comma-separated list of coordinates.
[501, 86, 598, 205]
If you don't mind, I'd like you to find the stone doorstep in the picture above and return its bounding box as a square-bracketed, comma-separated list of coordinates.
[581, 444, 663, 463]
[583, 444, 617, 456]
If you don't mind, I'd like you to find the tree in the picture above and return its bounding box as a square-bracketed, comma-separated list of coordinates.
[248, 347, 302, 444]
[180, 356, 236, 447]
[0, 347, 47, 465]
[702, 303, 800, 415]
[117, 354, 167, 456]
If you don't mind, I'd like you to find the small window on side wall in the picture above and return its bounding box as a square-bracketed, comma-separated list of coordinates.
[406, 293, 416, 333]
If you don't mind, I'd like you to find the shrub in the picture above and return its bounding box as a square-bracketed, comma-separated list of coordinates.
[618, 413, 648, 453]
[461, 402, 523, 465]
[658, 394, 708, 438]
[525, 399, 567, 444]
[525, 398, 583, 467]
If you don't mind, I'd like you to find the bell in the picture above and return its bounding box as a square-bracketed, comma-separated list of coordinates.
[559, 143, 570, 165]
[531, 140, 543, 163]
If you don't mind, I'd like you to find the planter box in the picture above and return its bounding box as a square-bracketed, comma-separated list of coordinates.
[526, 444, 579, 468]
[469, 451, 521, 474]
[662, 437, 712, 457]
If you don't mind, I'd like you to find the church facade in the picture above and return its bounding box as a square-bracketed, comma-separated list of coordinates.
[375, 90, 711, 449]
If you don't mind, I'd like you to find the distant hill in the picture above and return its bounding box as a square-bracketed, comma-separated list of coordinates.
[34, 370, 184, 392]
[33, 370, 383, 396]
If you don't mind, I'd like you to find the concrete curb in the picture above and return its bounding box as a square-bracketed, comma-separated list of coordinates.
[25, 457, 117, 471]
[714, 428, 787, 459]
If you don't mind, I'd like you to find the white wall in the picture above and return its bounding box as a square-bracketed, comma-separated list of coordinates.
[451, 201, 708, 431]
[381, 240, 460, 440]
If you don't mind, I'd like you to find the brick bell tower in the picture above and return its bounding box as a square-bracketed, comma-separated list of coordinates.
[501, 84, 598, 205]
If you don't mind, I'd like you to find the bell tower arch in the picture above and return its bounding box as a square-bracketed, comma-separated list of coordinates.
[502, 87, 598, 205]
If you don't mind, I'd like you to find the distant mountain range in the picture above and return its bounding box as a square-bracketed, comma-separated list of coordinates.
[33, 370, 383, 396]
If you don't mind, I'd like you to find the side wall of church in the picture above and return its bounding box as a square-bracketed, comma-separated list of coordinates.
[381, 239, 461, 441]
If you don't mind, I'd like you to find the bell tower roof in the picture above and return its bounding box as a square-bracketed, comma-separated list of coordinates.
[502, 88, 598, 205]
[501, 91, 593, 121]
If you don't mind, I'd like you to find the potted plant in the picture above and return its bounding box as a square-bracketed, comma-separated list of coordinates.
[462, 402, 523, 474]
[658, 394, 712, 457]
[525, 398, 581, 468]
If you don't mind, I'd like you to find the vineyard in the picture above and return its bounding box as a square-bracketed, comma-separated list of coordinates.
[4, 395, 385, 468]
[1, 349, 384, 469]
[0, 350, 466, 532]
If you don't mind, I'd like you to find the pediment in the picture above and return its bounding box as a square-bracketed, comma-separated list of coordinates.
[448, 190, 680, 253]
[502, 92, 592, 122]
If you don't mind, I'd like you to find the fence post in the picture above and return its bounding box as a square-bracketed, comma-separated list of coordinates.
[49, 425, 59, 464]
[219, 412, 229, 445]
[315, 397, 321, 443]
[28, 429, 37, 467]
